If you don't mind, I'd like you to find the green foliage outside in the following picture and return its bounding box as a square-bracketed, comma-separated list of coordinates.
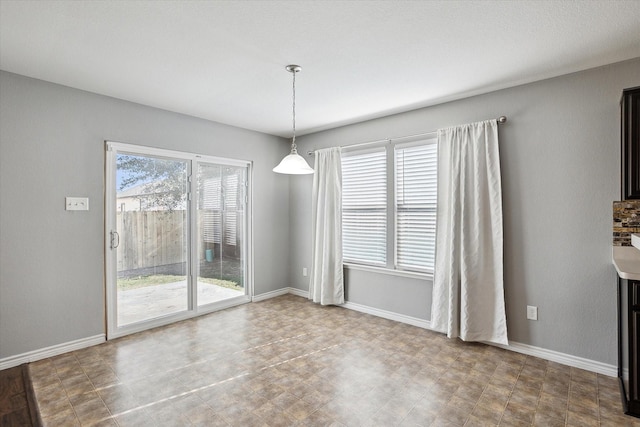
[117, 154, 187, 210]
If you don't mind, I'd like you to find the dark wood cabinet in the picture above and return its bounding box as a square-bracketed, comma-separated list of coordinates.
[619, 278, 640, 417]
[617, 87, 640, 417]
[622, 87, 640, 200]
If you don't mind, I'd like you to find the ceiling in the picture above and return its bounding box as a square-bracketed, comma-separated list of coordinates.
[1, 1, 639, 138]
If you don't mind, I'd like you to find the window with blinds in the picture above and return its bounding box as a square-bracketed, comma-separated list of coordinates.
[341, 138, 437, 275]
[341, 149, 387, 266]
[395, 140, 437, 271]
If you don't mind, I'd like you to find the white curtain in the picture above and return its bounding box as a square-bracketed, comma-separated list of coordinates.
[431, 119, 508, 345]
[309, 147, 344, 305]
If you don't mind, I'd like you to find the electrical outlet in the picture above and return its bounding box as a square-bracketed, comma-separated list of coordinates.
[302, 267, 308, 277]
[527, 305, 538, 321]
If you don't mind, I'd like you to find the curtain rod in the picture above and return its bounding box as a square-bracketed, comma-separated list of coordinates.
[307, 115, 507, 155]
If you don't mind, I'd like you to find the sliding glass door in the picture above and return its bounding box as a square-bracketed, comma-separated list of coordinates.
[105, 142, 252, 338]
[115, 154, 190, 326]
[196, 163, 246, 306]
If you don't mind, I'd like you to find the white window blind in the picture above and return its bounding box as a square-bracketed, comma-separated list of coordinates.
[223, 171, 239, 246]
[395, 140, 437, 271]
[202, 175, 222, 244]
[341, 149, 387, 265]
[200, 167, 244, 246]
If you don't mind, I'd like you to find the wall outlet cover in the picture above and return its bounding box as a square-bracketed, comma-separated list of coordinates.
[66, 197, 89, 211]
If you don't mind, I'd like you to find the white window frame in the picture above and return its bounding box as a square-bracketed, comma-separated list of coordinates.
[394, 139, 438, 273]
[105, 141, 253, 339]
[341, 136, 437, 279]
[341, 147, 388, 267]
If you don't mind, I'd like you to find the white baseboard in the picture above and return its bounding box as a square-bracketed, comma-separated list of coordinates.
[0, 334, 105, 370]
[312, 291, 617, 378]
[342, 300, 432, 330]
[288, 287, 308, 298]
[492, 341, 617, 377]
[253, 287, 308, 302]
[252, 288, 291, 302]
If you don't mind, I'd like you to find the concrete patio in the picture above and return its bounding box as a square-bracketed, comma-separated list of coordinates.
[117, 281, 244, 326]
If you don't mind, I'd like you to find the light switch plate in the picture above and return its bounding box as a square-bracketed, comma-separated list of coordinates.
[66, 197, 89, 211]
[527, 305, 538, 321]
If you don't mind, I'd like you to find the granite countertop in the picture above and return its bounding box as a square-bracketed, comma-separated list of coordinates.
[613, 246, 640, 280]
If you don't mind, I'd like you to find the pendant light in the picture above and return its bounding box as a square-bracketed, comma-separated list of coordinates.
[273, 65, 314, 174]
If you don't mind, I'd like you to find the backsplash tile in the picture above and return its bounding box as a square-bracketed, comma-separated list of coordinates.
[613, 200, 640, 246]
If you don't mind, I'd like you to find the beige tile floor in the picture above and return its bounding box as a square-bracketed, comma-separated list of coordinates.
[29, 294, 640, 426]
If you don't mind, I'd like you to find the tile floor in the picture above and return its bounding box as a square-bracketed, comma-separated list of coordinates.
[28, 294, 640, 426]
[0, 364, 40, 426]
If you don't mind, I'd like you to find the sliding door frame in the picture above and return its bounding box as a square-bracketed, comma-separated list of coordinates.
[105, 141, 253, 339]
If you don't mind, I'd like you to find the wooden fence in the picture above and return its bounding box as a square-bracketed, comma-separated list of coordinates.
[116, 210, 242, 274]
[116, 211, 186, 272]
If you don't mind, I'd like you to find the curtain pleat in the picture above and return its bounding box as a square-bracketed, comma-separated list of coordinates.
[309, 147, 344, 305]
[431, 120, 508, 345]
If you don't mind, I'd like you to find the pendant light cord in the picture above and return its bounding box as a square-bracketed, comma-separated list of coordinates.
[291, 69, 297, 154]
[273, 65, 313, 174]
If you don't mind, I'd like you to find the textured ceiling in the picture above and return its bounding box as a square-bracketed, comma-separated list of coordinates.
[1, 1, 639, 137]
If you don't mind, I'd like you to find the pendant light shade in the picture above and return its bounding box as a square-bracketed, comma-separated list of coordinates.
[273, 65, 314, 175]
[273, 150, 315, 174]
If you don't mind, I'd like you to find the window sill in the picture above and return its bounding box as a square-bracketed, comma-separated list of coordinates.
[343, 263, 432, 280]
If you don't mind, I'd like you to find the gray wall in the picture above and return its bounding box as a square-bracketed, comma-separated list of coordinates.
[0, 71, 291, 359]
[2, 58, 639, 366]
[290, 58, 640, 365]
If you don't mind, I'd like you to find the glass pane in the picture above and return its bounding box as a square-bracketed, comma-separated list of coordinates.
[197, 163, 245, 306]
[341, 149, 387, 265]
[115, 154, 189, 326]
[395, 141, 437, 271]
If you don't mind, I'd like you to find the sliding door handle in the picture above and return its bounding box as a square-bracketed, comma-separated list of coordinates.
[110, 231, 120, 249]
